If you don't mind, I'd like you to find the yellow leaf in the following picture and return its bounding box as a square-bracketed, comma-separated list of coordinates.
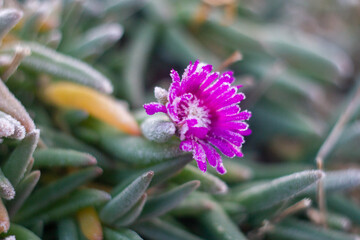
[77, 207, 103, 240]
[43, 82, 141, 135]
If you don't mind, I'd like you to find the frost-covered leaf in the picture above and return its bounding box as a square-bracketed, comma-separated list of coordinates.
[173, 165, 228, 194]
[303, 169, 360, 194]
[139, 180, 200, 220]
[100, 171, 153, 224]
[7, 170, 40, 218]
[0, 168, 15, 200]
[123, 22, 157, 107]
[2, 42, 113, 93]
[0, 9, 23, 42]
[40, 126, 112, 168]
[66, 23, 123, 59]
[0, 111, 25, 140]
[232, 170, 324, 212]
[113, 193, 147, 227]
[100, 133, 183, 165]
[32, 189, 110, 223]
[268, 218, 360, 240]
[3, 130, 39, 187]
[33, 148, 97, 168]
[15, 167, 102, 221]
[0, 80, 35, 133]
[198, 202, 247, 240]
[133, 218, 203, 240]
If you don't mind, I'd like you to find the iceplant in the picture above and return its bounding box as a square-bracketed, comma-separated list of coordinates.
[144, 60, 251, 174]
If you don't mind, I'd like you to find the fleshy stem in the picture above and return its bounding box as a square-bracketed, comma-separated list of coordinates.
[316, 79, 360, 227]
[217, 51, 242, 72]
[2, 45, 31, 81]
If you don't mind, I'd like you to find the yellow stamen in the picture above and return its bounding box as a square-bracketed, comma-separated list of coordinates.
[77, 207, 103, 240]
[43, 82, 141, 135]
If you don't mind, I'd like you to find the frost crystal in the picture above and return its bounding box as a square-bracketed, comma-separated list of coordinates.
[144, 60, 251, 174]
[0, 111, 26, 140]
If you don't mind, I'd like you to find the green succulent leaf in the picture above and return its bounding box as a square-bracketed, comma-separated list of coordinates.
[113, 193, 147, 227]
[100, 171, 154, 224]
[123, 22, 157, 107]
[232, 170, 324, 212]
[100, 133, 183, 165]
[40, 126, 113, 168]
[139, 180, 200, 220]
[104, 227, 143, 240]
[33, 148, 97, 168]
[3, 130, 39, 187]
[198, 202, 247, 240]
[2, 42, 113, 94]
[15, 167, 102, 221]
[173, 165, 228, 194]
[58, 218, 79, 240]
[109, 155, 193, 193]
[30, 189, 111, 223]
[171, 191, 216, 217]
[4, 224, 40, 240]
[7, 170, 40, 218]
[65, 23, 123, 59]
[133, 218, 204, 240]
[303, 169, 360, 194]
[268, 218, 359, 240]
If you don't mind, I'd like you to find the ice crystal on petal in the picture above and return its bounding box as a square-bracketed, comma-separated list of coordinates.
[144, 60, 251, 174]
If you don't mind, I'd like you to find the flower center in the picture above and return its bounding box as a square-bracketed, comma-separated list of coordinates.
[178, 95, 211, 128]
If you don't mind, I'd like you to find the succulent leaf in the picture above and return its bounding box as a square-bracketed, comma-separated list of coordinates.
[100, 171, 153, 224]
[139, 180, 200, 220]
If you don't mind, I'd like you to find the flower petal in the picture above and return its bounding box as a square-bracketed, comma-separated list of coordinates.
[208, 137, 236, 158]
[170, 69, 181, 82]
[237, 128, 252, 136]
[187, 126, 209, 139]
[193, 142, 207, 172]
[199, 72, 219, 92]
[216, 161, 227, 175]
[168, 81, 181, 102]
[211, 129, 244, 147]
[221, 110, 251, 122]
[180, 139, 194, 152]
[201, 142, 220, 167]
[143, 102, 167, 115]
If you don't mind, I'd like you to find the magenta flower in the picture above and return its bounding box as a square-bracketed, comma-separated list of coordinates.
[144, 60, 251, 174]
